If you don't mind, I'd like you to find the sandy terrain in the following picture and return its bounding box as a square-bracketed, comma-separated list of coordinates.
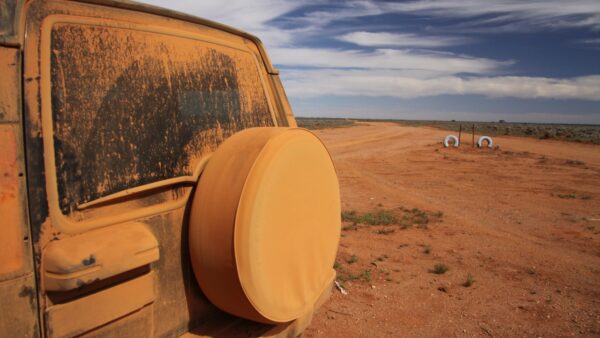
[303, 122, 600, 337]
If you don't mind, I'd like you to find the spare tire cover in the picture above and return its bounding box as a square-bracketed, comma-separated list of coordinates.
[189, 127, 341, 323]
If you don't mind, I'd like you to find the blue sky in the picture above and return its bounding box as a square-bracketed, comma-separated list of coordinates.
[140, 0, 600, 124]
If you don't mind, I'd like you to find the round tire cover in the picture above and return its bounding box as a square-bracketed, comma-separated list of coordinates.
[189, 127, 341, 323]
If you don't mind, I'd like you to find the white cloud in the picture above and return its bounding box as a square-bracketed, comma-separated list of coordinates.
[578, 38, 600, 45]
[292, 1, 385, 26]
[389, 0, 600, 17]
[139, 0, 600, 45]
[137, 0, 600, 105]
[280, 69, 600, 101]
[337, 32, 470, 48]
[138, 0, 307, 47]
[269, 48, 509, 75]
[295, 0, 600, 32]
[386, 0, 600, 31]
[139, 0, 297, 30]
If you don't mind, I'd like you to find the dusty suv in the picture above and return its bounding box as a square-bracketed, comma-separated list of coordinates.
[0, 1, 341, 337]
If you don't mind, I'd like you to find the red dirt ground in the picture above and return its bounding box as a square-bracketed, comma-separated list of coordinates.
[303, 122, 600, 337]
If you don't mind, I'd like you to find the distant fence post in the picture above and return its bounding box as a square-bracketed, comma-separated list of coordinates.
[472, 124, 475, 147]
[458, 125, 462, 145]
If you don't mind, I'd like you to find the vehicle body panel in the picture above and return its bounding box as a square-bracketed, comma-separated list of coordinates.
[0, 0, 308, 337]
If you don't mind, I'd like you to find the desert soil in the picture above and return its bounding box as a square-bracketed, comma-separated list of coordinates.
[303, 122, 600, 337]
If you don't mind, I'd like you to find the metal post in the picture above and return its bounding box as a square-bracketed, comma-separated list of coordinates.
[458, 125, 462, 145]
[472, 124, 475, 147]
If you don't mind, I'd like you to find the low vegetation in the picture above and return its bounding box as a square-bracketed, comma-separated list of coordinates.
[432, 263, 449, 274]
[554, 193, 590, 200]
[296, 117, 357, 130]
[342, 207, 443, 230]
[392, 119, 600, 144]
[336, 268, 372, 286]
[402, 207, 441, 229]
[342, 210, 397, 225]
[346, 255, 359, 264]
[297, 117, 600, 144]
[463, 274, 475, 287]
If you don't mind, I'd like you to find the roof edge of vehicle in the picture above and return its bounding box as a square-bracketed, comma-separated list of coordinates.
[0, 0, 279, 74]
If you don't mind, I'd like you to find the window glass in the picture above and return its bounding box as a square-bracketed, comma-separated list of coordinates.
[50, 23, 274, 213]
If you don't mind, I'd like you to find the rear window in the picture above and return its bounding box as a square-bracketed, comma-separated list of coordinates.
[50, 23, 274, 213]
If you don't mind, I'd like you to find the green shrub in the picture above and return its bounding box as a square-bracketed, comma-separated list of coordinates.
[432, 263, 448, 274]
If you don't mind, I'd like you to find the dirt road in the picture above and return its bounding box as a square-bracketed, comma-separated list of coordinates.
[304, 122, 600, 337]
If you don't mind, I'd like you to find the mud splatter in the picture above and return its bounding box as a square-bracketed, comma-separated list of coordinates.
[81, 255, 96, 266]
[18, 285, 36, 310]
[50, 24, 275, 213]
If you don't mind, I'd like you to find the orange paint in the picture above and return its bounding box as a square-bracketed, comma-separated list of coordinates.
[189, 127, 340, 323]
[0, 47, 19, 121]
[0, 125, 24, 275]
[43, 222, 159, 291]
[4, 1, 338, 337]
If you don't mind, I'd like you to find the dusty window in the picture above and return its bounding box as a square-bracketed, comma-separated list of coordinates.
[50, 23, 274, 213]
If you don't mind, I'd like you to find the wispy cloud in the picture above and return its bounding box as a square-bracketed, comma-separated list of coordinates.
[138, 0, 306, 46]
[578, 38, 600, 45]
[295, 0, 600, 32]
[138, 0, 600, 110]
[270, 48, 509, 75]
[387, 0, 600, 31]
[140, 0, 301, 30]
[140, 0, 600, 44]
[292, 1, 384, 27]
[337, 32, 471, 48]
[281, 69, 600, 101]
